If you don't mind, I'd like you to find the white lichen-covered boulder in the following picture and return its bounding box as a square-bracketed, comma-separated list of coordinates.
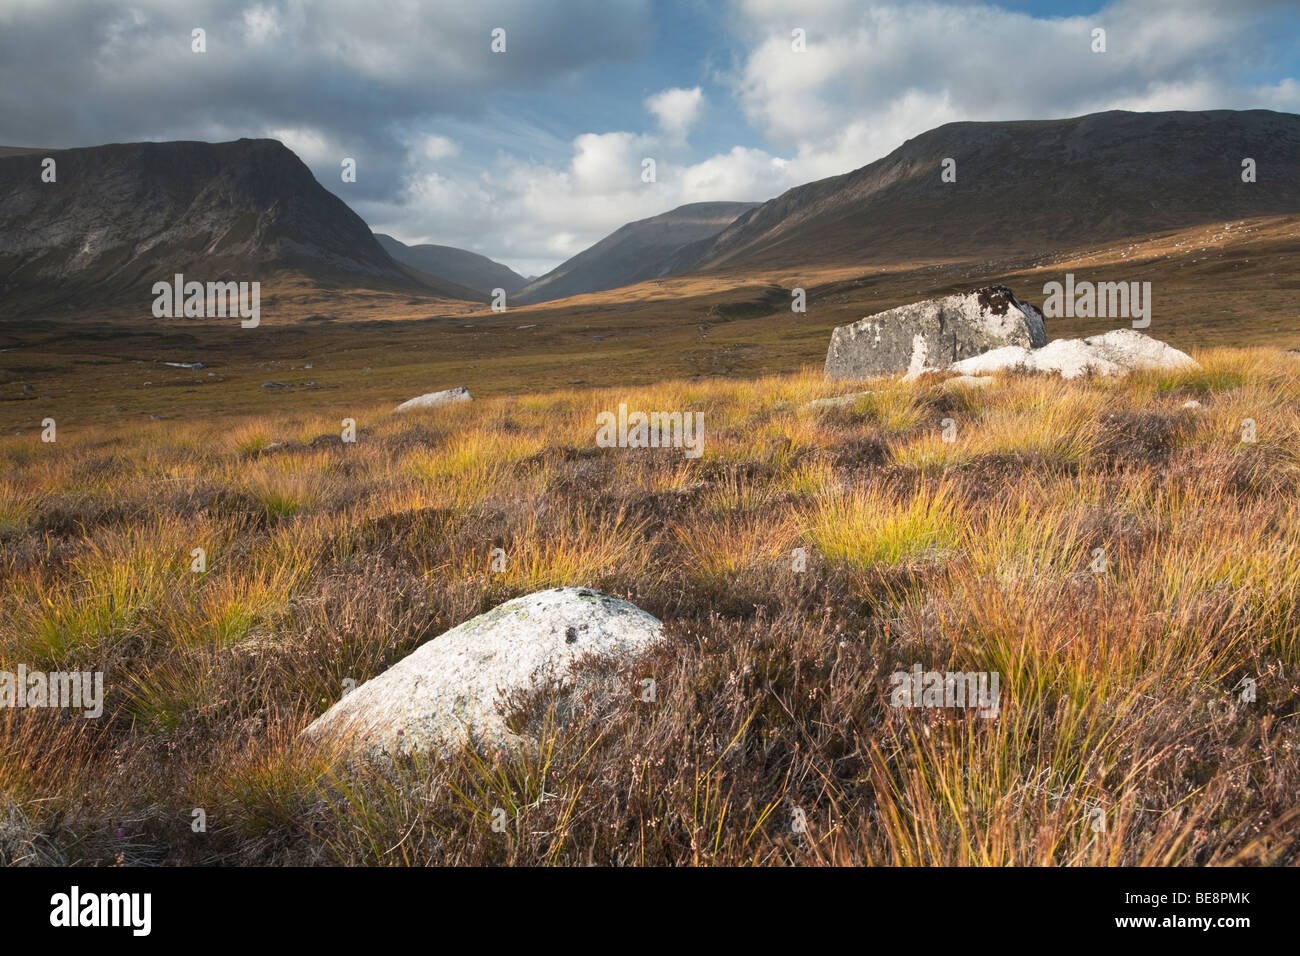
[825, 286, 1047, 381]
[303, 588, 664, 761]
[394, 385, 471, 413]
[944, 329, 1199, 379]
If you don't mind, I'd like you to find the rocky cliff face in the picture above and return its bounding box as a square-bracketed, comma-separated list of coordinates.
[0, 138, 472, 314]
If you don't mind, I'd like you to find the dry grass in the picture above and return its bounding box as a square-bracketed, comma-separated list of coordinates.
[0, 347, 1298, 865]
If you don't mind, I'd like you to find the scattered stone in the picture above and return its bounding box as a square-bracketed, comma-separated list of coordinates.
[394, 385, 472, 413]
[803, 390, 876, 409]
[1182, 399, 1203, 409]
[161, 361, 204, 370]
[825, 286, 1047, 381]
[944, 329, 1200, 379]
[945, 375, 995, 389]
[303, 587, 665, 761]
[261, 381, 292, 389]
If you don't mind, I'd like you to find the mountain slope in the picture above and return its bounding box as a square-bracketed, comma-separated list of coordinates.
[0, 138, 481, 313]
[516, 201, 759, 304]
[681, 109, 1300, 273]
[374, 234, 528, 296]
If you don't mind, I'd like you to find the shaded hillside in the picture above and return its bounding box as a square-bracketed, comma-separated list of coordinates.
[0, 138, 481, 314]
[375, 233, 527, 296]
[681, 110, 1300, 273]
[516, 201, 758, 304]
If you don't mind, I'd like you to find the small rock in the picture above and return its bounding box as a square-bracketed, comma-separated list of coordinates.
[394, 385, 472, 413]
[945, 375, 995, 389]
[803, 390, 876, 409]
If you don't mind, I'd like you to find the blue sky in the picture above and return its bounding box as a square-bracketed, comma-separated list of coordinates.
[1, 0, 1297, 275]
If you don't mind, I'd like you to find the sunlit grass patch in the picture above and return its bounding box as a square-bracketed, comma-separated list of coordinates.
[805, 483, 962, 570]
[122, 647, 237, 732]
[444, 506, 652, 592]
[227, 421, 279, 456]
[891, 387, 1100, 471]
[776, 458, 838, 498]
[8, 521, 194, 662]
[674, 512, 798, 584]
[407, 429, 547, 509]
[960, 491, 1096, 583]
[0, 480, 37, 537]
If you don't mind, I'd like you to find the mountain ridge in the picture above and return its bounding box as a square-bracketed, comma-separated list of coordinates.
[0, 138, 482, 314]
[677, 109, 1300, 275]
[374, 233, 528, 296]
[515, 200, 760, 304]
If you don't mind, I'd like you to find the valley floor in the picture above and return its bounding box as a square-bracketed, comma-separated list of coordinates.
[2, 349, 1298, 865]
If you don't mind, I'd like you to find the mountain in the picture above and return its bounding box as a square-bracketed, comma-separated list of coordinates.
[679, 110, 1300, 273]
[0, 138, 482, 313]
[374, 233, 528, 296]
[515, 201, 759, 304]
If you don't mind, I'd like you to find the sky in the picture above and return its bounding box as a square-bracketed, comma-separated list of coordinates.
[1, 0, 1298, 276]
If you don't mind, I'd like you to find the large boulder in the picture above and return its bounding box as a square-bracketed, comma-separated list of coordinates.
[303, 587, 664, 761]
[945, 329, 1200, 379]
[824, 286, 1047, 381]
[394, 385, 471, 413]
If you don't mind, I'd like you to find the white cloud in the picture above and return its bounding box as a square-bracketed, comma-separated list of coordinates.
[727, 0, 1297, 181]
[365, 129, 794, 275]
[645, 86, 705, 142]
[265, 126, 337, 167]
[420, 134, 460, 161]
[242, 5, 282, 43]
[679, 146, 790, 203]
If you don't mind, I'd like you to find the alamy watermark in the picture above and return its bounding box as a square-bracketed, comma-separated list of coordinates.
[1042, 273, 1150, 328]
[50, 886, 150, 936]
[152, 273, 260, 327]
[595, 403, 703, 458]
[889, 664, 1000, 718]
[1, 666, 103, 718]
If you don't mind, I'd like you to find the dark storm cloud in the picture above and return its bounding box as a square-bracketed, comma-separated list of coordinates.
[0, 0, 652, 200]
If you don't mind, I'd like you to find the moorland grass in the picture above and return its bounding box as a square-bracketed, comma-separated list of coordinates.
[0, 348, 1297, 865]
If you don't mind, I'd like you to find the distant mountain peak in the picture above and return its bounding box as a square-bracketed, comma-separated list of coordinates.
[0, 138, 480, 313]
[515, 200, 760, 304]
[374, 234, 528, 297]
